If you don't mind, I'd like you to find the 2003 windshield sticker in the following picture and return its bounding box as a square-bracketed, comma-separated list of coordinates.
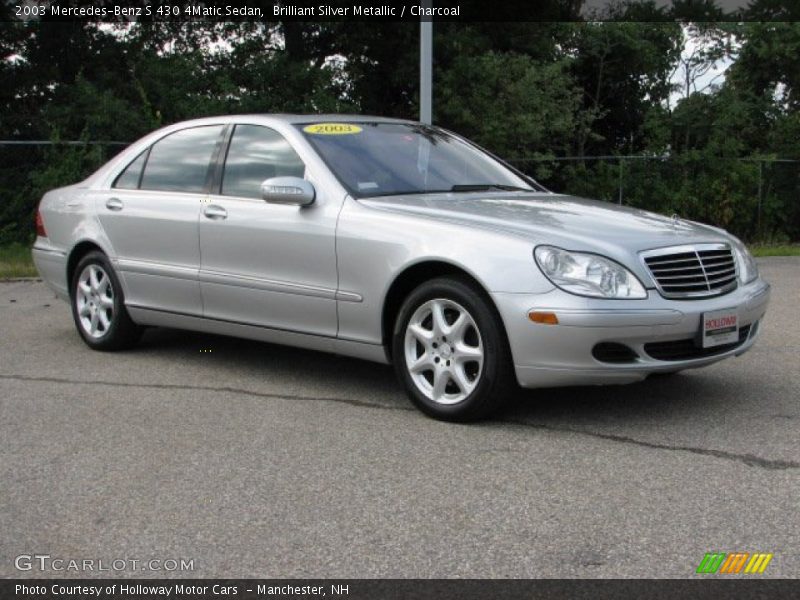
[303, 123, 363, 135]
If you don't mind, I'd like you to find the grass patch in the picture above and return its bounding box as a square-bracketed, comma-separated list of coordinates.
[0, 243, 38, 279]
[749, 244, 800, 257]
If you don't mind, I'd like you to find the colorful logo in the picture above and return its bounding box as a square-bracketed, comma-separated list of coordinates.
[696, 552, 773, 574]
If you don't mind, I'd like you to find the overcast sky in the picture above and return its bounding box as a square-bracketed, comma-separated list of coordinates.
[668, 26, 736, 108]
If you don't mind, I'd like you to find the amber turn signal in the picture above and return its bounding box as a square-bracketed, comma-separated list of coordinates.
[528, 311, 559, 325]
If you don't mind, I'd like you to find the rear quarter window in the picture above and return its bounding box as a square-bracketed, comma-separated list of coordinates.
[112, 150, 147, 189]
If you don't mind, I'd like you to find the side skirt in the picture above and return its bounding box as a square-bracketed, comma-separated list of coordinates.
[126, 305, 390, 365]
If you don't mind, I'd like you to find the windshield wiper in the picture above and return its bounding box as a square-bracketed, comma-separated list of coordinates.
[450, 184, 532, 192]
[359, 185, 533, 198]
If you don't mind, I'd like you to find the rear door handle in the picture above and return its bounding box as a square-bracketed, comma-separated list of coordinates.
[203, 205, 227, 220]
[105, 197, 123, 211]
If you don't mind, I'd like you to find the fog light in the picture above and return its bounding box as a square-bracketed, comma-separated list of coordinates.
[529, 311, 559, 325]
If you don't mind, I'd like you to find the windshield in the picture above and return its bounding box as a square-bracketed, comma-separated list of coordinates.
[297, 122, 540, 198]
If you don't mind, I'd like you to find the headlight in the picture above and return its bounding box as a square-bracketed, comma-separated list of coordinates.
[731, 237, 758, 284]
[534, 246, 647, 299]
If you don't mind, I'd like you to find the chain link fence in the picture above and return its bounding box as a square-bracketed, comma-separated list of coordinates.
[2, 142, 799, 244]
[508, 155, 800, 243]
[0, 140, 128, 245]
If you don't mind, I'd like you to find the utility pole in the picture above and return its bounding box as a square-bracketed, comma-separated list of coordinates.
[757, 159, 763, 240]
[420, 0, 433, 124]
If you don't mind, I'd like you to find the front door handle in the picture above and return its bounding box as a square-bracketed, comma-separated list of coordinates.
[203, 205, 227, 220]
[105, 197, 123, 211]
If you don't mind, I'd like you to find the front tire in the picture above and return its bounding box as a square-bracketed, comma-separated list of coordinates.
[392, 277, 516, 421]
[70, 251, 141, 351]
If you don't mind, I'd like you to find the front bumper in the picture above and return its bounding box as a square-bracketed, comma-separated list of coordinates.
[492, 277, 770, 388]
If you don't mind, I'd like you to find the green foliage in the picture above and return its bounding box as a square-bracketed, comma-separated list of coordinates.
[437, 52, 579, 161]
[0, 140, 112, 245]
[568, 21, 683, 154]
[0, 242, 37, 279]
[750, 244, 800, 256]
[2, 20, 800, 244]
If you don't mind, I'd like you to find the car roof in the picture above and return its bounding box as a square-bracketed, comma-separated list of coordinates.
[250, 114, 417, 125]
[168, 114, 419, 128]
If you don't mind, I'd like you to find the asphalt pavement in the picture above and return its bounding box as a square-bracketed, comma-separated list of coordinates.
[1, 257, 798, 579]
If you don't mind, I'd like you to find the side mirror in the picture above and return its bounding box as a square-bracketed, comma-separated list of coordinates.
[260, 176, 315, 207]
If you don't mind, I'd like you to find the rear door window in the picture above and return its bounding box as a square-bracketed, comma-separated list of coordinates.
[140, 125, 225, 193]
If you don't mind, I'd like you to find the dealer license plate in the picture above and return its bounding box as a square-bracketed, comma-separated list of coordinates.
[702, 308, 739, 348]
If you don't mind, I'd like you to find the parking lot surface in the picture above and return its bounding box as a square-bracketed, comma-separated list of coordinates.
[1, 257, 798, 578]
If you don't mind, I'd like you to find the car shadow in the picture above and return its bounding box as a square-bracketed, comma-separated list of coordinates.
[135, 326, 402, 398]
[132, 326, 732, 427]
[497, 370, 740, 430]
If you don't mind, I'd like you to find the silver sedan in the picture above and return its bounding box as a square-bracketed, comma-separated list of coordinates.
[32, 115, 770, 420]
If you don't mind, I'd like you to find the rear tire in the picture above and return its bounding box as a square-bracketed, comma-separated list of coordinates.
[70, 251, 141, 351]
[392, 277, 516, 421]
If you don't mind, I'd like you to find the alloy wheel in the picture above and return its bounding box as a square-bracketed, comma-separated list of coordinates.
[403, 298, 484, 404]
[75, 264, 115, 339]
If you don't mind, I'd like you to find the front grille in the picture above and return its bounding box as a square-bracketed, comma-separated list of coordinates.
[644, 325, 751, 361]
[642, 244, 737, 299]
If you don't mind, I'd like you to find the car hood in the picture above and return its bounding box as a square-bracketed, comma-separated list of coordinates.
[359, 192, 731, 258]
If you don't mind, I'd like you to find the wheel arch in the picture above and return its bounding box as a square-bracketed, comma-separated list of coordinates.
[381, 259, 504, 360]
[66, 240, 107, 295]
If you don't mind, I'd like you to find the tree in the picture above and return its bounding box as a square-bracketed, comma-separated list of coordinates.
[436, 52, 580, 168]
[568, 21, 682, 156]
